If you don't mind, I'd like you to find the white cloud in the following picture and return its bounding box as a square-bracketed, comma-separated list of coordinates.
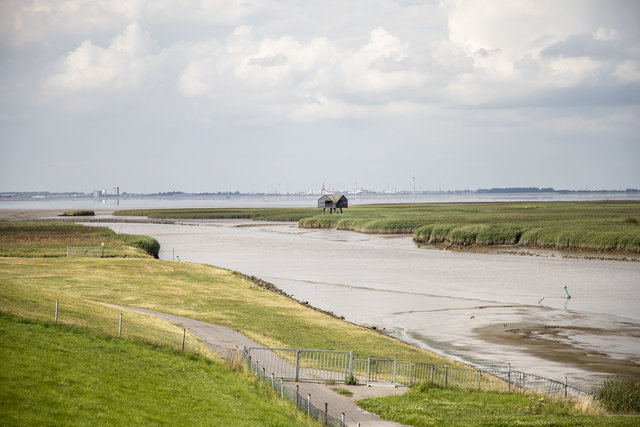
[20, 0, 640, 124]
[45, 22, 158, 92]
[438, 0, 640, 106]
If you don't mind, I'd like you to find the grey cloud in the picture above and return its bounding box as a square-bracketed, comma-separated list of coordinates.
[542, 33, 621, 59]
[475, 48, 500, 57]
[248, 53, 288, 67]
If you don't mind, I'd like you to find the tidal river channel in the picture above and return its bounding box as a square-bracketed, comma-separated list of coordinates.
[94, 219, 640, 391]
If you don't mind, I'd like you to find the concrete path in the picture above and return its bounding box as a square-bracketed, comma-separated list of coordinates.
[117, 305, 407, 427]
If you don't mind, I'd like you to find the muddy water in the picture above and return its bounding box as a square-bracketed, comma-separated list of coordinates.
[94, 220, 640, 390]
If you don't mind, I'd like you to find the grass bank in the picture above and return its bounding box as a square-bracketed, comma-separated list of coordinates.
[0, 222, 159, 258]
[0, 256, 446, 363]
[115, 201, 640, 253]
[357, 382, 637, 426]
[0, 315, 317, 426]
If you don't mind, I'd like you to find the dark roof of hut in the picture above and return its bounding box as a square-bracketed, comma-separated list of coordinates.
[319, 194, 347, 202]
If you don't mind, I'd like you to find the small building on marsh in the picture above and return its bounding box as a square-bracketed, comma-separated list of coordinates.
[318, 194, 348, 214]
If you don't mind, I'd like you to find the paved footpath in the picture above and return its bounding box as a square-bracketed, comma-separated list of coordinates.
[117, 305, 407, 427]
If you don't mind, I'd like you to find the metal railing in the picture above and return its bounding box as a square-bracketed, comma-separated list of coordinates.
[245, 347, 593, 401]
[246, 347, 351, 382]
[249, 361, 345, 427]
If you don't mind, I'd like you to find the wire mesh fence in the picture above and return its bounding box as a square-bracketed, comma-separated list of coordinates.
[247, 357, 346, 427]
[246, 347, 594, 402]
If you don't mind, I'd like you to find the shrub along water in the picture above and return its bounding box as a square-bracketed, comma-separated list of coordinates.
[595, 376, 640, 414]
[61, 210, 95, 216]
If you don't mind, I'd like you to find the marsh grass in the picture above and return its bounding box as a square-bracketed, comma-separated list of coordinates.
[357, 382, 638, 426]
[118, 201, 640, 252]
[596, 376, 640, 414]
[0, 222, 159, 258]
[61, 210, 95, 216]
[0, 315, 318, 426]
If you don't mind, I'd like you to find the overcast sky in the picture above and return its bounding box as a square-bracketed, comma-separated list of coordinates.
[1, 0, 639, 193]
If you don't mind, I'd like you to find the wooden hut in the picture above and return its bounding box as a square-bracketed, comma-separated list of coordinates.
[318, 194, 348, 214]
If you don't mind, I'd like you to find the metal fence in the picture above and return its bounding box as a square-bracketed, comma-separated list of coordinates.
[249, 361, 345, 427]
[245, 347, 351, 382]
[245, 347, 593, 401]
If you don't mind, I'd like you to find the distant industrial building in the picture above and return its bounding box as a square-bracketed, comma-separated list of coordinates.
[92, 186, 120, 197]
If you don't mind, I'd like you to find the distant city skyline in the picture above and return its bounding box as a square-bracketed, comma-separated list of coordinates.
[1, 1, 639, 193]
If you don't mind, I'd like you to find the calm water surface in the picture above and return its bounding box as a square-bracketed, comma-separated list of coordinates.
[90, 219, 640, 391]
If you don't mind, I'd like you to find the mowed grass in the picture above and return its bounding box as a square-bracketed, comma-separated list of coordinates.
[117, 201, 640, 252]
[0, 222, 159, 258]
[0, 256, 447, 363]
[357, 382, 638, 426]
[0, 315, 317, 426]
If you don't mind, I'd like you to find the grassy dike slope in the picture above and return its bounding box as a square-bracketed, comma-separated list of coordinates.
[0, 257, 446, 363]
[116, 201, 640, 253]
[0, 316, 316, 426]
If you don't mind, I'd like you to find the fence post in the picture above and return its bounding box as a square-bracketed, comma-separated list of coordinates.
[307, 394, 311, 417]
[255, 361, 259, 376]
[341, 412, 345, 427]
[280, 378, 284, 398]
[324, 402, 328, 425]
[118, 313, 122, 337]
[349, 351, 354, 379]
[564, 377, 568, 398]
[271, 372, 275, 388]
[55, 299, 59, 324]
[410, 363, 415, 385]
[523, 373, 526, 393]
[508, 363, 511, 393]
[430, 364, 434, 382]
[444, 364, 448, 387]
[296, 385, 299, 408]
[391, 359, 396, 385]
[367, 358, 371, 384]
[295, 350, 301, 382]
[182, 328, 186, 351]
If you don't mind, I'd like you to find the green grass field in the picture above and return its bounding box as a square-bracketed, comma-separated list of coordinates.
[0, 315, 317, 426]
[2, 221, 637, 424]
[115, 201, 640, 253]
[0, 222, 159, 258]
[0, 256, 448, 363]
[357, 382, 637, 426]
